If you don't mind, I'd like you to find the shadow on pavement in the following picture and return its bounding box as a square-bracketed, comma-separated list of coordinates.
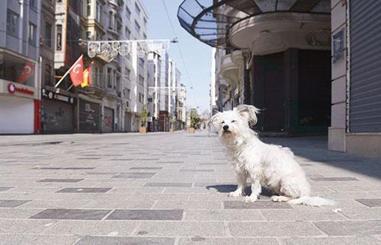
[206, 185, 274, 197]
[262, 136, 381, 180]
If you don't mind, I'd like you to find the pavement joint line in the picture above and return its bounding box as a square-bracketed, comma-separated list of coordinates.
[101, 209, 115, 221]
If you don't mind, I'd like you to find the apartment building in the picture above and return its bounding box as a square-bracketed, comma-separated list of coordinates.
[0, 0, 41, 134]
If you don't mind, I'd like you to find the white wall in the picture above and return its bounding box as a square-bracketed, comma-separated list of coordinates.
[0, 96, 34, 134]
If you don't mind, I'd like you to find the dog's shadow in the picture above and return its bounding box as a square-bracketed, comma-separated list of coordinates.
[206, 184, 273, 197]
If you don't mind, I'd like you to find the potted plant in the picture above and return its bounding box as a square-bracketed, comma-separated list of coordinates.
[139, 106, 148, 134]
[189, 109, 200, 133]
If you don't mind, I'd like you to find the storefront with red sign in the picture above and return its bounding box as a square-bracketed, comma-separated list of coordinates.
[0, 80, 39, 134]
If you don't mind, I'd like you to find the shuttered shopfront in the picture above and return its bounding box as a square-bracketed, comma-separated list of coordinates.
[349, 0, 381, 132]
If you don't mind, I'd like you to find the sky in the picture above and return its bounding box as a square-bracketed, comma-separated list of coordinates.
[141, 0, 212, 113]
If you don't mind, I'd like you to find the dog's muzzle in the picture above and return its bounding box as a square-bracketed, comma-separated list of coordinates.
[223, 125, 230, 133]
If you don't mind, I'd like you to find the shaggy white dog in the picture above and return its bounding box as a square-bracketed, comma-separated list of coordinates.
[210, 105, 335, 206]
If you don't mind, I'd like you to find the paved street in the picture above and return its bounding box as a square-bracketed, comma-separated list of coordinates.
[0, 132, 380, 244]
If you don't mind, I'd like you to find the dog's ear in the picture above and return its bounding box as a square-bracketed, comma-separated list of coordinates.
[235, 104, 260, 125]
[209, 112, 222, 128]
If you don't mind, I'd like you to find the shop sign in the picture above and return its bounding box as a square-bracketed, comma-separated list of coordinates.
[7, 83, 34, 96]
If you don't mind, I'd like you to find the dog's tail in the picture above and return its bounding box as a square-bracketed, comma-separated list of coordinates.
[288, 196, 336, 207]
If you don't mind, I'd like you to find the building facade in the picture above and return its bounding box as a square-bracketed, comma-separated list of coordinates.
[0, 0, 41, 134]
[179, 0, 331, 136]
[329, 0, 381, 158]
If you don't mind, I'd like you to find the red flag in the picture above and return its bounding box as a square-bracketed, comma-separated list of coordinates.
[17, 62, 35, 83]
[81, 64, 92, 88]
[70, 55, 84, 87]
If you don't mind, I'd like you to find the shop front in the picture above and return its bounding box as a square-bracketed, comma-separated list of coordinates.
[0, 80, 39, 134]
[41, 88, 75, 133]
[103, 106, 114, 133]
[78, 98, 102, 133]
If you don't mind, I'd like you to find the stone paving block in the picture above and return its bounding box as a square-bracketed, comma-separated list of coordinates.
[0, 199, 30, 207]
[133, 221, 226, 237]
[184, 209, 265, 221]
[356, 198, 381, 207]
[106, 209, 183, 220]
[113, 172, 156, 179]
[76, 236, 175, 245]
[229, 221, 323, 237]
[261, 207, 346, 221]
[281, 236, 381, 245]
[130, 167, 163, 170]
[57, 188, 112, 193]
[224, 201, 292, 209]
[43, 220, 138, 236]
[180, 169, 214, 172]
[154, 200, 222, 209]
[0, 219, 58, 234]
[0, 234, 78, 245]
[178, 237, 279, 245]
[30, 208, 111, 220]
[144, 182, 192, 187]
[340, 207, 381, 220]
[0, 208, 43, 219]
[311, 177, 358, 181]
[38, 179, 84, 183]
[0, 187, 12, 192]
[314, 220, 381, 236]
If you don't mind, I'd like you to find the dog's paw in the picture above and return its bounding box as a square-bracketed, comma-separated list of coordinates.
[244, 196, 258, 203]
[228, 191, 243, 197]
[271, 195, 290, 202]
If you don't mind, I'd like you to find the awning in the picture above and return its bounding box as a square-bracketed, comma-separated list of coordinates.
[177, 0, 330, 48]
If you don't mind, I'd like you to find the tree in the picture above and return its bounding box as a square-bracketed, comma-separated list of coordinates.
[139, 105, 148, 127]
[190, 108, 201, 129]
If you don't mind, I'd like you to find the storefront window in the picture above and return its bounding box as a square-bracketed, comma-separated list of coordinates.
[0, 53, 36, 87]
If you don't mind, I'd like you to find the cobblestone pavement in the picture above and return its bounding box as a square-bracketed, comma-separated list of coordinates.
[0, 132, 380, 244]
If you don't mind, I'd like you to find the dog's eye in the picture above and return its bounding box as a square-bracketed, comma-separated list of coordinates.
[221, 121, 225, 124]
[231, 120, 236, 123]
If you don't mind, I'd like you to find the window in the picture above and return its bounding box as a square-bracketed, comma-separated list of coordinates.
[56, 24, 62, 50]
[87, 0, 91, 17]
[135, 3, 141, 15]
[126, 6, 131, 20]
[126, 88, 131, 99]
[138, 93, 144, 103]
[96, 1, 102, 23]
[125, 68, 131, 80]
[125, 27, 131, 39]
[109, 12, 113, 29]
[134, 20, 140, 33]
[139, 75, 144, 85]
[86, 31, 92, 40]
[107, 68, 112, 88]
[45, 23, 52, 47]
[143, 32, 147, 39]
[30, 0, 37, 10]
[44, 64, 52, 86]
[28, 23, 37, 46]
[7, 10, 18, 37]
[138, 57, 144, 67]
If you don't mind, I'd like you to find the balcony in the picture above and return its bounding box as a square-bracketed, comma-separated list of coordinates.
[219, 50, 243, 84]
[229, 13, 330, 55]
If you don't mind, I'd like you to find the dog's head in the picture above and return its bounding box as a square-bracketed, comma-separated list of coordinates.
[210, 104, 260, 143]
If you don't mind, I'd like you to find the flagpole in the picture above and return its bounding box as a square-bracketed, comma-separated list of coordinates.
[54, 55, 83, 88]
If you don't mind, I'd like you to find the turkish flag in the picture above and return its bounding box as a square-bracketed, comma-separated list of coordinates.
[70, 55, 84, 87]
[17, 62, 35, 84]
[81, 64, 92, 88]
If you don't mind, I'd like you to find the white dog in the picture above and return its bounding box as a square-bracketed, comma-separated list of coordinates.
[210, 105, 335, 206]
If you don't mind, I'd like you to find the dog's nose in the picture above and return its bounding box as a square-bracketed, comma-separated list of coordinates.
[223, 125, 229, 131]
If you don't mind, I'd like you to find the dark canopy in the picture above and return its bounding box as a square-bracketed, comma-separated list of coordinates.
[177, 0, 330, 48]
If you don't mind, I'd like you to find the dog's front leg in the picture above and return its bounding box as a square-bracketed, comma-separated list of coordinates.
[228, 172, 247, 197]
[245, 179, 261, 202]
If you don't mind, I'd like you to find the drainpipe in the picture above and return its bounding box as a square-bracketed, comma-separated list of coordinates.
[18, 0, 24, 53]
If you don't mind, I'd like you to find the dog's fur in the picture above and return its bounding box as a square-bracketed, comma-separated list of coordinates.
[210, 105, 335, 206]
